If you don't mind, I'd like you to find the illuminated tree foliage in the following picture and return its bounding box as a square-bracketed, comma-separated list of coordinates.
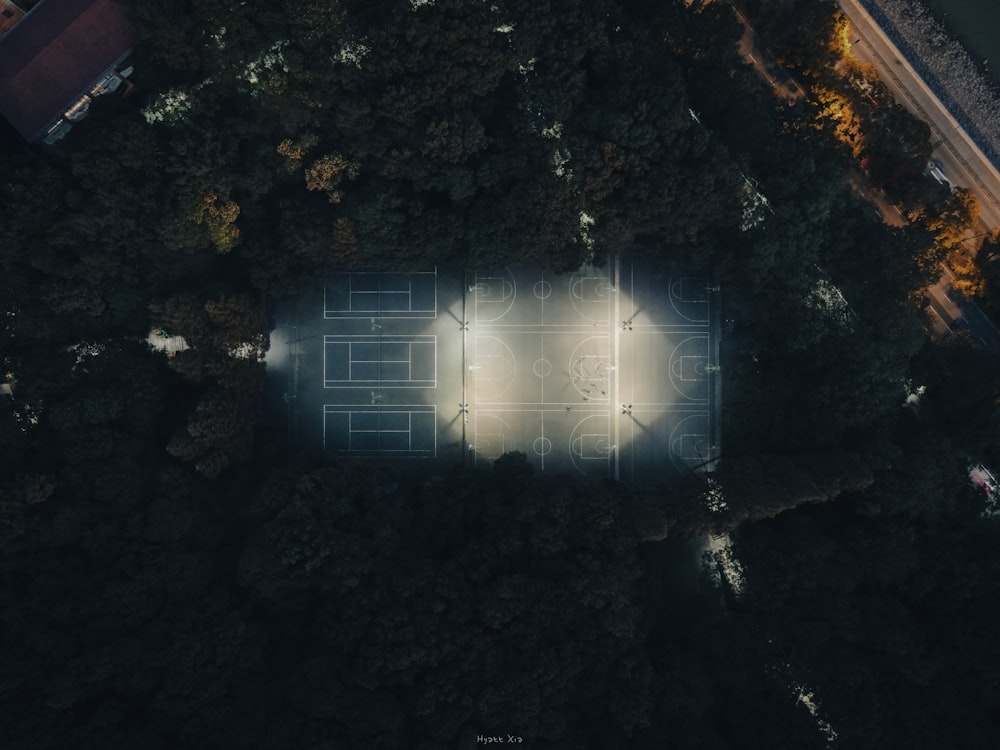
[927, 187, 981, 250]
[151, 292, 269, 478]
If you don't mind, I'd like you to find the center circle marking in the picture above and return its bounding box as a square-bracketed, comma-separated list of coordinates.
[533, 436, 552, 456]
[533, 358, 552, 378]
[534, 280, 552, 299]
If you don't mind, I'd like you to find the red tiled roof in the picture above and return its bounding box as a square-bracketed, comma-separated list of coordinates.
[0, 0, 133, 142]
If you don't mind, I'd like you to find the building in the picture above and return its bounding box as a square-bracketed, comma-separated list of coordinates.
[0, 1, 26, 39]
[0, 0, 134, 144]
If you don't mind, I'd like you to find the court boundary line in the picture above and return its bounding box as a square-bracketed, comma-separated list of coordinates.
[665, 334, 711, 400]
[324, 269, 438, 319]
[470, 412, 514, 465]
[323, 334, 437, 389]
[476, 406, 704, 414]
[470, 334, 516, 399]
[668, 413, 713, 468]
[308, 261, 720, 478]
[568, 272, 615, 324]
[471, 270, 517, 323]
[568, 412, 613, 473]
[464, 264, 705, 477]
[668, 277, 711, 324]
[323, 404, 437, 457]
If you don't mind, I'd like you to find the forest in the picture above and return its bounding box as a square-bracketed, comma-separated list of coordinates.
[2, 0, 1000, 747]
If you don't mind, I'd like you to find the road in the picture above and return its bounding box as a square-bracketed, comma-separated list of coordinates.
[837, 0, 1000, 233]
[835, 0, 1000, 349]
[925, 265, 1000, 348]
[726, 1, 1000, 348]
[732, 6, 806, 105]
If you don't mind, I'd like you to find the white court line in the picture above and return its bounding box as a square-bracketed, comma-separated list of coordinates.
[665, 335, 710, 399]
[472, 412, 515, 464]
[325, 335, 436, 388]
[476, 403, 611, 408]
[613, 254, 621, 481]
[539, 412, 545, 470]
[624, 260, 634, 479]
[325, 405, 437, 456]
[668, 278, 711, 325]
[473, 402, 694, 409]
[539, 327, 545, 405]
[473, 271, 517, 322]
[325, 404, 435, 411]
[329, 312, 436, 319]
[326, 271, 437, 318]
[573, 435, 612, 460]
[472, 323, 615, 328]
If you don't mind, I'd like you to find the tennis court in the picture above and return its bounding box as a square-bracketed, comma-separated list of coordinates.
[322, 335, 436, 388]
[324, 271, 437, 319]
[323, 405, 436, 457]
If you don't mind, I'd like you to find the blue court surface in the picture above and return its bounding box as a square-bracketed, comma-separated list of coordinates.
[274, 258, 720, 481]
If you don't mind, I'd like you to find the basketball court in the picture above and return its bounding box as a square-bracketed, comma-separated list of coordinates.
[275, 258, 720, 481]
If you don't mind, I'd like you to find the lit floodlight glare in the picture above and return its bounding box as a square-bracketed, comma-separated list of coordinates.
[262, 326, 293, 370]
[448, 275, 703, 480]
[313, 265, 722, 480]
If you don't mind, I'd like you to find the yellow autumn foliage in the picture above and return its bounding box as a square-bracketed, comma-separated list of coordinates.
[305, 153, 360, 203]
[195, 192, 241, 253]
[277, 133, 319, 173]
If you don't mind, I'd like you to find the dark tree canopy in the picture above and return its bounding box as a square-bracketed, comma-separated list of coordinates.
[2, 0, 1000, 748]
